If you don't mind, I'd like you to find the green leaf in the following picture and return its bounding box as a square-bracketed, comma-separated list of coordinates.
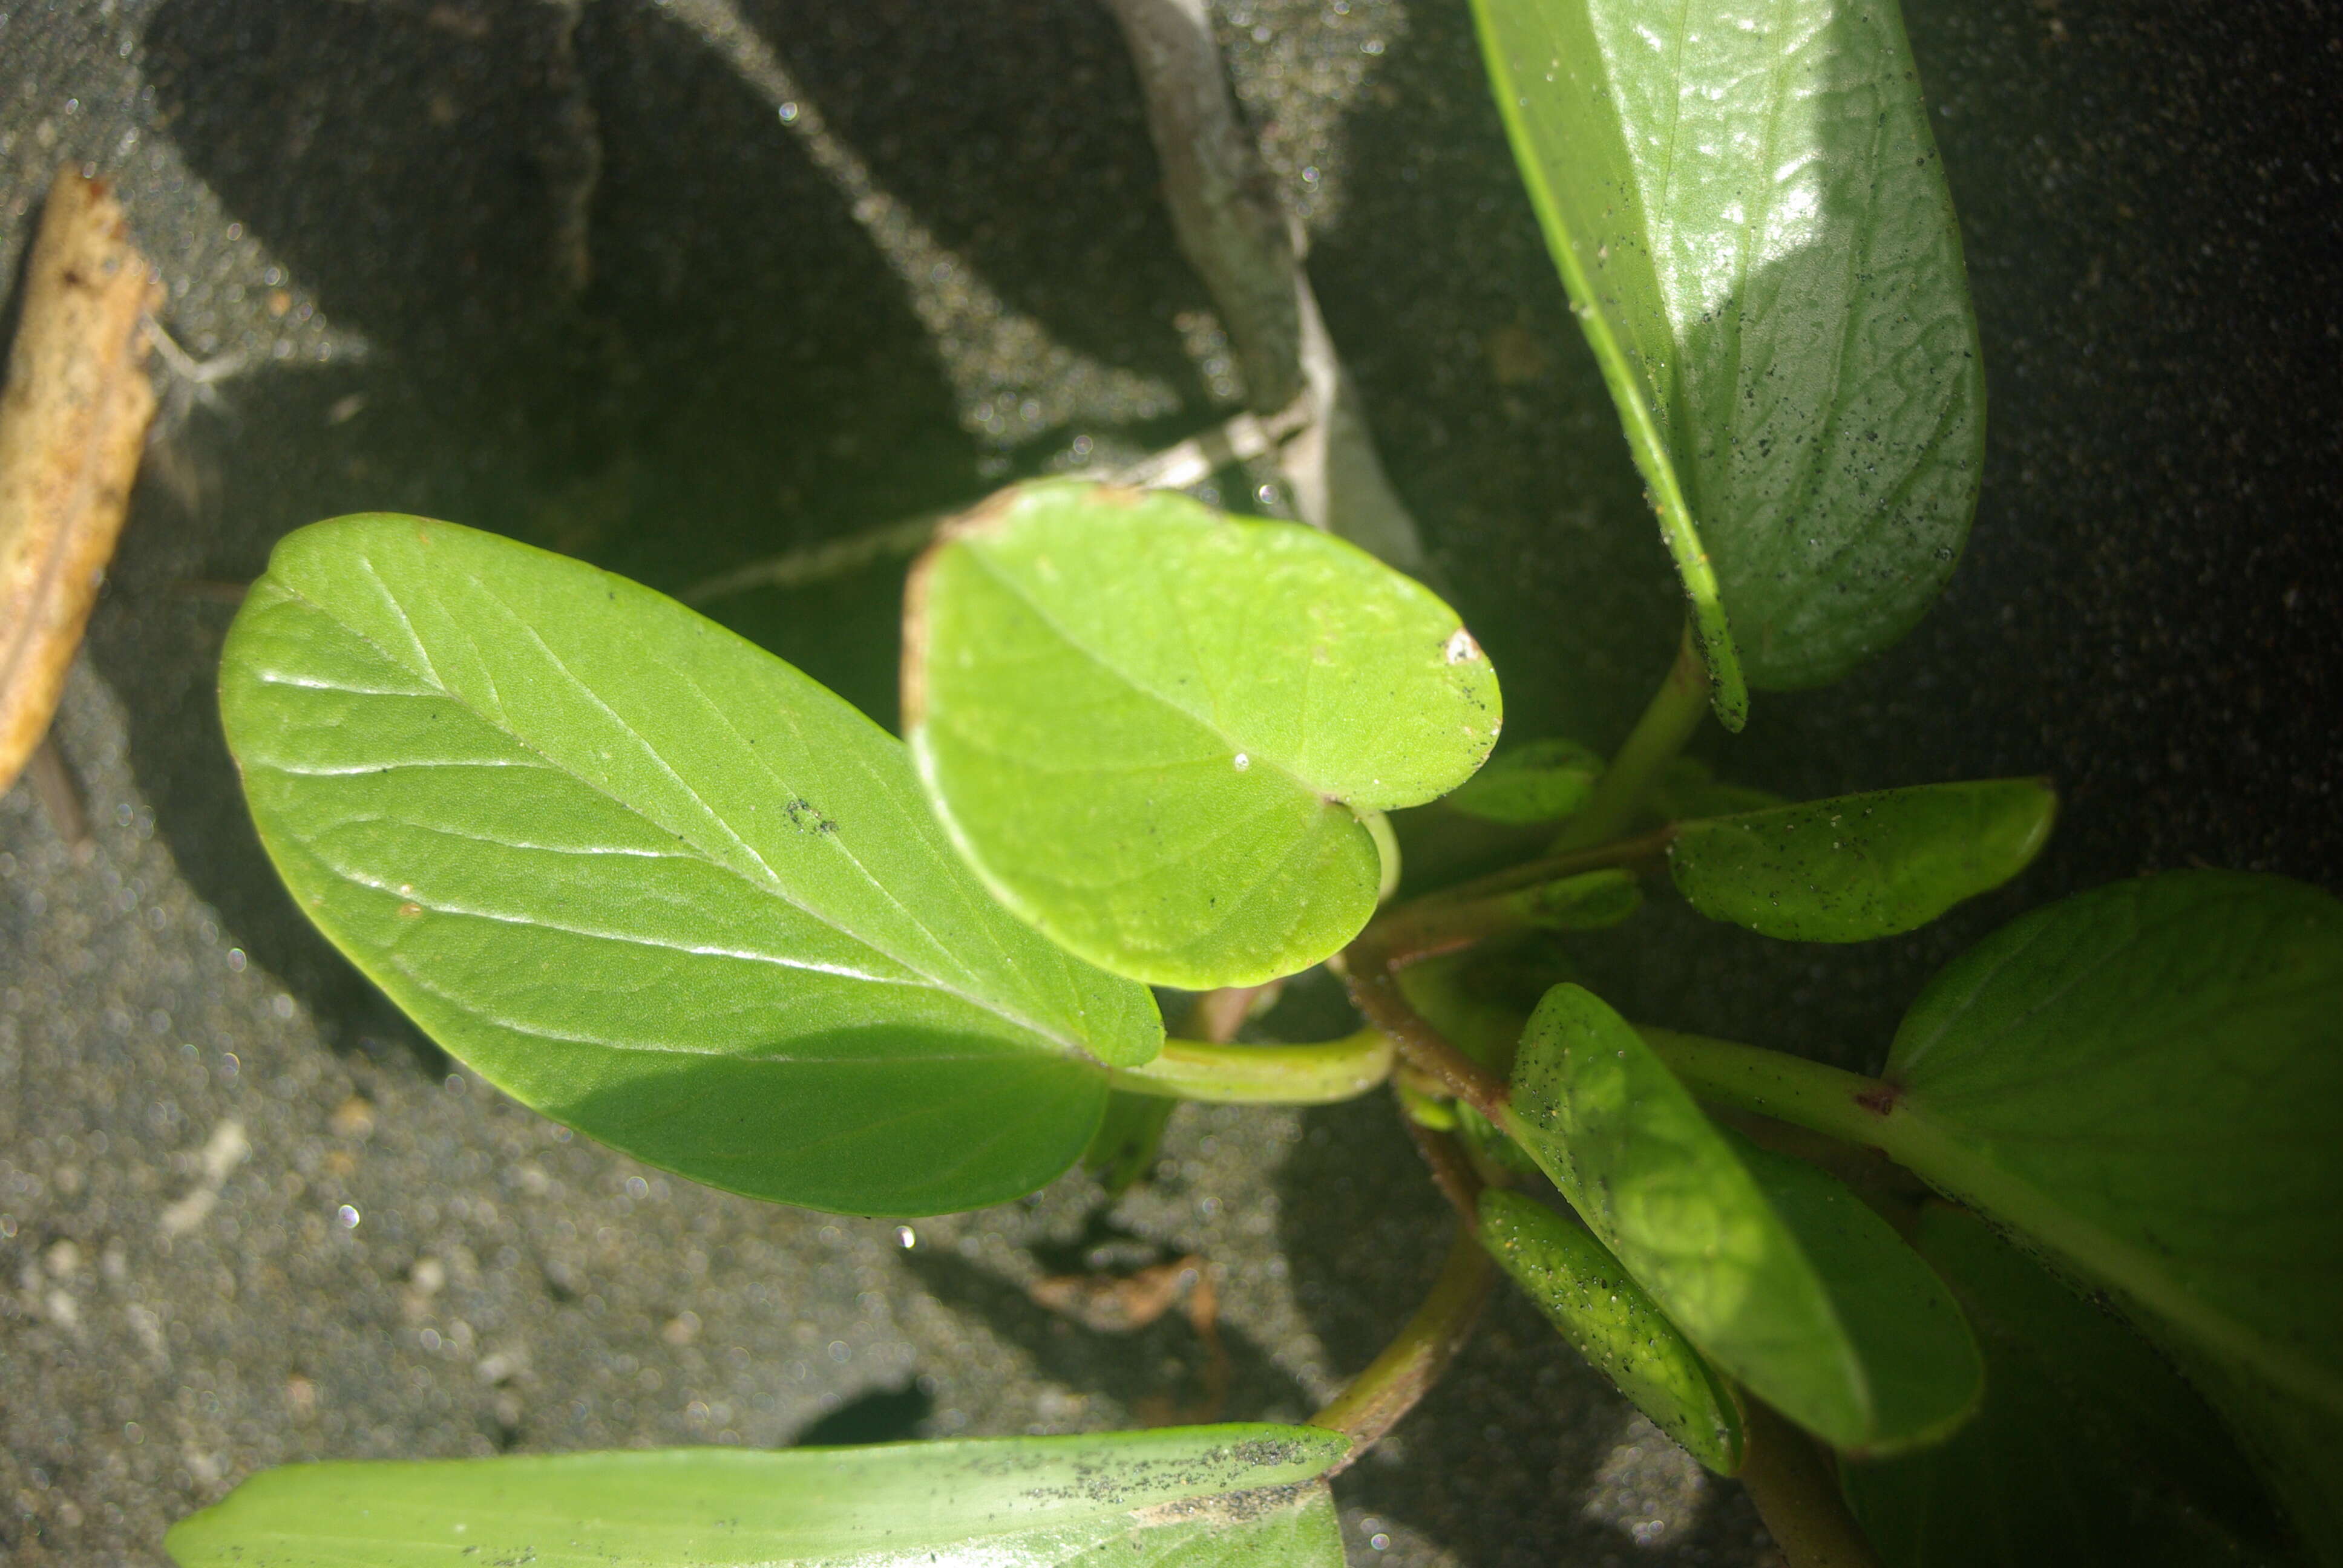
[1504, 984, 1980, 1453]
[904, 480, 1501, 988]
[1887, 871, 2343, 1413]
[1842, 1204, 2293, 1568]
[1670, 779, 2056, 941]
[1730, 1134, 1982, 1452]
[1445, 737, 1602, 824]
[219, 515, 1161, 1218]
[1470, 0, 1983, 703]
[164, 1423, 1349, 1568]
[1887, 871, 2343, 1550]
[1647, 756, 1786, 823]
[1478, 1189, 1744, 1474]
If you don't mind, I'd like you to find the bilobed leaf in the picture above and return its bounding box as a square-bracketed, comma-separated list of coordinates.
[1670, 779, 2056, 942]
[1470, 0, 1982, 704]
[1479, 1189, 1744, 1474]
[164, 1423, 1350, 1568]
[1841, 1204, 2292, 1568]
[1446, 737, 1602, 824]
[1504, 984, 1979, 1453]
[220, 515, 1160, 1218]
[1886, 871, 2343, 1552]
[904, 480, 1501, 988]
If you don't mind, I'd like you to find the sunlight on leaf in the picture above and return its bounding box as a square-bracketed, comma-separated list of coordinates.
[905, 480, 1499, 988]
[1505, 984, 1979, 1453]
[1472, 0, 1983, 705]
[220, 515, 1160, 1217]
[165, 1424, 1350, 1568]
[1670, 779, 2055, 942]
[1479, 1188, 1745, 1474]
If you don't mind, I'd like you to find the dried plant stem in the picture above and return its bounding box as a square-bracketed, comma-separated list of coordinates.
[24, 730, 91, 852]
[1103, 0, 1427, 571]
[1101, 0, 1302, 414]
[0, 168, 160, 795]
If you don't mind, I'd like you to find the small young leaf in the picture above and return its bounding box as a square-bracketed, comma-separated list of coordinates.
[1504, 984, 1980, 1453]
[1479, 1188, 1744, 1474]
[905, 480, 1500, 988]
[165, 1423, 1350, 1568]
[1445, 737, 1603, 824]
[1670, 779, 2056, 942]
[1513, 867, 1643, 931]
[1083, 1089, 1178, 1197]
[1842, 1204, 2292, 1568]
[1887, 871, 2343, 1542]
[1648, 757, 1786, 823]
[1397, 954, 1532, 1074]
[1471, 0, 1983, 703]
[220, 516, 1161, 1217]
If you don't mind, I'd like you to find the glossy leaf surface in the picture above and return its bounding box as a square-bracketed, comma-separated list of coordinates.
[1842, 1204, 2290, 1568]
[165, 1425, 1349, 1568]
[1479, 1188, 1743, 1473]
[1505, 984, 1979, 1452]
[1472, 0, 1983, 702]
[220, 516, 1160, 1217]
[1888, 871, 2343, 1548]
[1445, 737, 1602, 824]
[905, 481, 1500, 988]
[1671, 779, 2055, 942]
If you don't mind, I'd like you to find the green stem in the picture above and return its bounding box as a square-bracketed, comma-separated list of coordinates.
[1553, 620, 1711, 851]
[1342, 950, 1510, 1122]
[1308, 1226, 1495, 1468]
[1360, 824, 1677, 958]
[1107, 1028, 1394, 1104]
[1735, 1394, 1883, 1568]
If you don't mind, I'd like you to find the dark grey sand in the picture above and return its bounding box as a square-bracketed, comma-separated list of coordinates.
[4, 1, 2338, 1564]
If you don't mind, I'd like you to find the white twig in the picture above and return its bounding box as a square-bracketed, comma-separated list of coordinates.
[680, 398, 1317, 606]
[1103, 0, 1427, 572]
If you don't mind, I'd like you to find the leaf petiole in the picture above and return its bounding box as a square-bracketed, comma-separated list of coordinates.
[1106, 1029, 1395, 1105]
